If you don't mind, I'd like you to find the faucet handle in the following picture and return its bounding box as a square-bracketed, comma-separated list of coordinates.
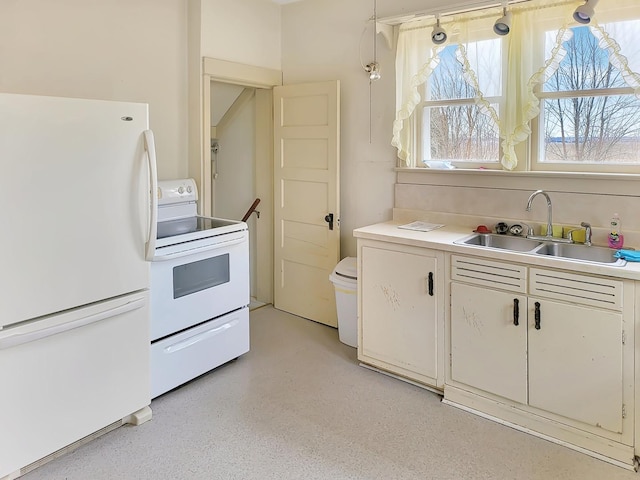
[567, 223, 592, 245]
[519, 222, 534, 237]
[565, 228, 580, 243]
[580, 222, 592, 246]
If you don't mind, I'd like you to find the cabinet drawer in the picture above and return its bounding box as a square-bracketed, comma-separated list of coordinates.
[451, 255, 527, 293]
[529, 268, 622, 311]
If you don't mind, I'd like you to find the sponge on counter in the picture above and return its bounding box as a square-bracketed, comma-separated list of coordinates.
[540, 224, 564, 237]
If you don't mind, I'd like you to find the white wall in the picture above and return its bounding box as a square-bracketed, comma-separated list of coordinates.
[212, 92, 256, 222]
[0, 0, 188, 180]
[200, 0, 281, 69]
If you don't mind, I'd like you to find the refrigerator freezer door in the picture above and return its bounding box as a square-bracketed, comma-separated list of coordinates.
[0, 291, 150, 478]
[0, 94, 152, 328]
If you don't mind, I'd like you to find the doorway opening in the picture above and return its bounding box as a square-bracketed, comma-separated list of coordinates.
[201, 58, 282, 308]
[209, 82, 260, 306]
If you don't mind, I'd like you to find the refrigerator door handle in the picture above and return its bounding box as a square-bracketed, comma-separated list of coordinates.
[0, 298, 145, 350]
[143, 130, 159, 261]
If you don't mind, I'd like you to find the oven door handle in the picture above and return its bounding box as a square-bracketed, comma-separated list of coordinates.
[143, 130, 159, 262]
[152, 237, 246, 261]
[163, 318, 240, 354]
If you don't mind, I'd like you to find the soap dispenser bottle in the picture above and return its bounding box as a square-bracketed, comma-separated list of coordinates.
[608, 213, 624, 249]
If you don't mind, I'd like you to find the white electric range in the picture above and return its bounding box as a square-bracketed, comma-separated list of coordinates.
[149, 178, 250, 398]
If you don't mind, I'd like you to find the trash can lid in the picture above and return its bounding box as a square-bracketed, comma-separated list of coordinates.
[335, 257, 357, 279]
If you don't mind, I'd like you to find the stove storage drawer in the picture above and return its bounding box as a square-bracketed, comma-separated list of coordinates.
[150, 307, 249, 398]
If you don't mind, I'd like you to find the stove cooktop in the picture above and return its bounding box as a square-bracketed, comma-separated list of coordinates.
[157, 216, 240, 239]
[154, 215, 247, 249]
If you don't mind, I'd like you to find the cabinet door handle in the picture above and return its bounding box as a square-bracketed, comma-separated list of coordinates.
[534, 301, 541, 330]
[428, 272, 434, 296]
[513, 298, 519, 326]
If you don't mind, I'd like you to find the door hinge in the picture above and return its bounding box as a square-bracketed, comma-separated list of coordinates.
[449, 352, 452, 368]
[623, 404, 627, 419]
[622, 330, 626, 345]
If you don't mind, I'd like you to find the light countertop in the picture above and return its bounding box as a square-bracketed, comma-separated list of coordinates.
[353, 221, 640, 281]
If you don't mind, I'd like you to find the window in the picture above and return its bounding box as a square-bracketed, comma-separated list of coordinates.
[533, 24, 640, 171]
[393, 0, 640, 173]
[420, 41, 502, 166]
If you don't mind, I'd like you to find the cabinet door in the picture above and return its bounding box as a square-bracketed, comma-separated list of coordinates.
[450, 283, 527, 403]
[528, 298, 623, 434]
[360, 245, 438, 380]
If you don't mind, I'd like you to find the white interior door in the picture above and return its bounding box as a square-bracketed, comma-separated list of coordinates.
[273, 81, 340, 327]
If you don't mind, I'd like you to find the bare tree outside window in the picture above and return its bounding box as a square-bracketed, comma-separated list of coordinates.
[542, 26, 640, 164]
[422, 45, 500, 163]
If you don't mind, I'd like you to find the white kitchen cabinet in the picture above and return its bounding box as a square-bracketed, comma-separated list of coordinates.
[528, 297, 624, 434]
[450, 255, 529, 403]
[358, 240, 443, 388]
[352, 223, 640, 469]
[447, 255, 635, 465]
[450, 282, 527, 404]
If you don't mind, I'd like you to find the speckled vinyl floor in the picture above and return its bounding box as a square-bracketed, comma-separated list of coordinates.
[22, 306, 639, 480]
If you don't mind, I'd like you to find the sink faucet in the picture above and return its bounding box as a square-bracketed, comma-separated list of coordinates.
[525, 190, 553, 239]
[525, 190, 573, 244]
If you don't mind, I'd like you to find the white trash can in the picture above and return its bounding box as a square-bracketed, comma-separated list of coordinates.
[329, 257, 358, 348]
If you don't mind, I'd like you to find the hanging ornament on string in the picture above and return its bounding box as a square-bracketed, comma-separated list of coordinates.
[359, 0, 380, 143]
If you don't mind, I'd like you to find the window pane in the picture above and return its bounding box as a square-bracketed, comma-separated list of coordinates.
[428, 40, 502, 100]
[541, 95, 640, 163]
[428, 46, 474, 101]
[544, 26, 627, 93]
[465, 39, 502, 97]
[422, 104, 500, 162]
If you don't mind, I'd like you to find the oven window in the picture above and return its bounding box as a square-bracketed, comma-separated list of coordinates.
[172, 254, 230, 299]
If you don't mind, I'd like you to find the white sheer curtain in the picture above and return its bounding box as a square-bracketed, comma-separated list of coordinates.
[392, 0, 640, 170]
[393, 17, 442, 166]
[591, 20, 640, 98]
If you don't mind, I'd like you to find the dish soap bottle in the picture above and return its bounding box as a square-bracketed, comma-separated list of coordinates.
[608, 213, 624, 249]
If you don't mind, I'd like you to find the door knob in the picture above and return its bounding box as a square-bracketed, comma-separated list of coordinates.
[324, 213, 334, 230]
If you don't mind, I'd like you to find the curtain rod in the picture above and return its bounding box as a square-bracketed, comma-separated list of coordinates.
[377, 0, 575, 25]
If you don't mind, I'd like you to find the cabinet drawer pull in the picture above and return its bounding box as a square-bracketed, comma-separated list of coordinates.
[513, 298, 519, 326]
[534, 301, 541, 330]
[428, 272, 434, 296]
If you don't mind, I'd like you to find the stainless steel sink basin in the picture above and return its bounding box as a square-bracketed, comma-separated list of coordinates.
[456, 232, 627, 266]
[456, 233, 542, 252]
[533, 243, 626, 266]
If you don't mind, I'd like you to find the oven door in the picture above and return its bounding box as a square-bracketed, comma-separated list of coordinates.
[150, 230, 249, 341]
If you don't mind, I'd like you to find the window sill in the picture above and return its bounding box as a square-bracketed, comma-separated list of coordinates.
[395, 167, 640, 181]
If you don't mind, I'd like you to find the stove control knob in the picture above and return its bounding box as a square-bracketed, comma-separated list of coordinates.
[178, 186, 185, 194]
[187, 185, 193, 193]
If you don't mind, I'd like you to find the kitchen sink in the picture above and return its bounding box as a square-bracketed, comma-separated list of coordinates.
[456, 233, 542, 252]
[455, 232, 627, 266]
[533, 243, 626, 266]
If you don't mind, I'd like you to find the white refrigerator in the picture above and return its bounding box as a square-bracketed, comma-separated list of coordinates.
[0, 93, 158, 478]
